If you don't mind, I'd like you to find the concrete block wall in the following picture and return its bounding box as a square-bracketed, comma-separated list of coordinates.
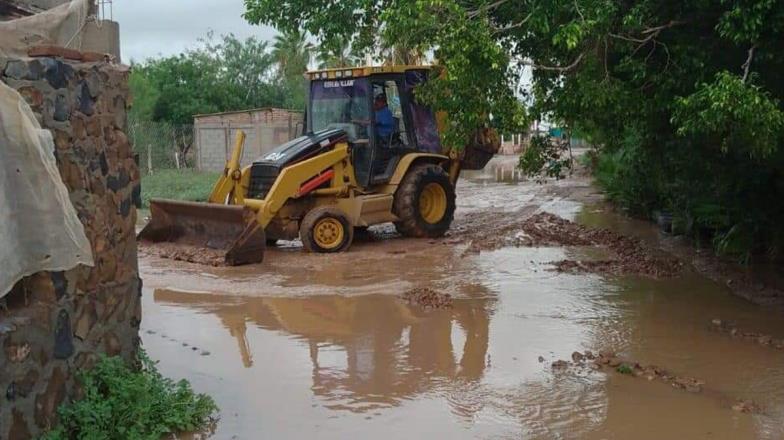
[195, 108, 304, 171]
[0, 55, 140, 439]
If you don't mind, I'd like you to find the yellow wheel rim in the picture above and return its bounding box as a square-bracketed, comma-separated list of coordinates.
[419, 183, 448, 224]
[313, 217, 345, 250]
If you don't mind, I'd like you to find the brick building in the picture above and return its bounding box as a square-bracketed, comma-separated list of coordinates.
[194, 107, 304, 171]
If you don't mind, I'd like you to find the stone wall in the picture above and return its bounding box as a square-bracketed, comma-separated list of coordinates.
[0, 55, 140, 438]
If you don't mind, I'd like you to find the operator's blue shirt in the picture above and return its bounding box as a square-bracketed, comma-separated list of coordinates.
[375, 107, 394, 138]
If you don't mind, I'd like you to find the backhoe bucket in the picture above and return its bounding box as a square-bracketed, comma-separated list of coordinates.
[138, 199, 266, 266]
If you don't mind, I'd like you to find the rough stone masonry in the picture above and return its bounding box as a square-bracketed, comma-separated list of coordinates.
[0, 53, 141, 438]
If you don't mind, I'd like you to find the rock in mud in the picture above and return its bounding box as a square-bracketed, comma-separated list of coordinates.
[401, 287, 453, 309]
[732, 399, 763, 414]
[551, 360, 569, 369]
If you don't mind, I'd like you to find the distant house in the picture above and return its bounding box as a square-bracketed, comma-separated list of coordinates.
[194, 108, 304, 171]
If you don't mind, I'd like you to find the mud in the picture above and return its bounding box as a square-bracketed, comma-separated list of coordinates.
[459, 211, 682, 277]
[138, 156, 784, 439]
[400, 287, 453, 309]
[138, 242, 226, 267]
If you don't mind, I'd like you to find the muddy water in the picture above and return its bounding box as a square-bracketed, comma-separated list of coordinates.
[140, 158, 784, 439]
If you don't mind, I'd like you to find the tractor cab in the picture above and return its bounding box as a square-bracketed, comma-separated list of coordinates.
[307, 66, 443, 188]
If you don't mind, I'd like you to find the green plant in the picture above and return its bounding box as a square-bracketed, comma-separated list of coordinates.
[518, 135, 573, 181]
[140, 169, 221, 208]
[616, 364, 634, 375]
[40, 350, 217, 440]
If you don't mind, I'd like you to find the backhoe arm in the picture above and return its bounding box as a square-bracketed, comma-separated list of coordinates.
[208, 130, 247, 204]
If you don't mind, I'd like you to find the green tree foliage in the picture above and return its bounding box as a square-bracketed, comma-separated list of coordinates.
[41, 351, 216, 440]
[130, 33, 289, 125]
[243, 0, 784, 259]
[315, 35, 361, 69]
[271, 30, 312, 110]
[243, 0, 527, 149]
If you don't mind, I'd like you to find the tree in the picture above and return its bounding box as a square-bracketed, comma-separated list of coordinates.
[271, 29, 312, 110]
[242, 0, 784, 259]
[131, 33, 286, 126]
[315, 35, 361, 69]
[271, 29, 312, 78]
[243, 0, 526, 149]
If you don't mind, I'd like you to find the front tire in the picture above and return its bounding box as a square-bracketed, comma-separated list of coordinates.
[300, 206, 354, 253]
[393, 163, 456, 238]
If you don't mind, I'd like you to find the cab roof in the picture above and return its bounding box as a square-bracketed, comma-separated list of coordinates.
[306, 65, 434, 81]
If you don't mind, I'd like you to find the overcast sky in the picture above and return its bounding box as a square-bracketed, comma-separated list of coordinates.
[113, 0, 277, 63]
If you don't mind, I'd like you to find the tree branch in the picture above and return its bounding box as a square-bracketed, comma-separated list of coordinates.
[467, 0, 509, 19]
[492, 11, 533, 33]
[741, 44, 756, 82]
[524, 52, 585, 72]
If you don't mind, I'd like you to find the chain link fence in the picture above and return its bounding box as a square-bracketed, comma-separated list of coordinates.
[128, 115, 195, 175]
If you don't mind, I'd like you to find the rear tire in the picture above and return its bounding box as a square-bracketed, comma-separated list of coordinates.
[300, 206, 354, 253]
[393, 163, 456, 238]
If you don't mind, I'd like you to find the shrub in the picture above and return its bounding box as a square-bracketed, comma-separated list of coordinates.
[41, 351, 217, 440]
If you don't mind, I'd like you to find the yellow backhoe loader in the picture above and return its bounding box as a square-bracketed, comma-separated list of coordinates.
[138, 65, 498, 265]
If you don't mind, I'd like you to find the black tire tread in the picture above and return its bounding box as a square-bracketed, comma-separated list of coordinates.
[393, 163, 456, 238]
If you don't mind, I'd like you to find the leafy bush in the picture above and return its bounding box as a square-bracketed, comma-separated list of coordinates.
[41, 351, 217, 440]
[518, 135, 573, 181]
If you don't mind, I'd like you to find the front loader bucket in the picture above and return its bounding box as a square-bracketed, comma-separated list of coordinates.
[138, 199, 266, 266]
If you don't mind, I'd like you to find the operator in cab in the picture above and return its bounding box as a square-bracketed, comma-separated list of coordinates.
[373, 94, 395, 144]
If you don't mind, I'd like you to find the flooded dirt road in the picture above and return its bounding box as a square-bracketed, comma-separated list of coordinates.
[139, 158, 784, 439]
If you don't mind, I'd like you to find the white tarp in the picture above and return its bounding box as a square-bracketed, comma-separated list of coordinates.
[0, 0, 94, 298]
[0, 79, 94, 298]
[0, 0, 90, 58]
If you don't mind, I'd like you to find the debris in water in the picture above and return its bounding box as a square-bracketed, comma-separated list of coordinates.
[551, 350, 704, 393]
[709, 319, 784, 350]
[401, 287, 453, 309]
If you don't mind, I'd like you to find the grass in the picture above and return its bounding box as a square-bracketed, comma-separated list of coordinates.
[41, 350, 217, 440]
[140, 169, 221, 208]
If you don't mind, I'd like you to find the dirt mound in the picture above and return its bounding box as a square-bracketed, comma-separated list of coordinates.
[458, 212, 682, 277]
[138, 242, 226, 267]
[401, 287, 453, 309]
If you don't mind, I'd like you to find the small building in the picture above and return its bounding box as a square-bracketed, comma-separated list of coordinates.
[194, 107, 304, 171]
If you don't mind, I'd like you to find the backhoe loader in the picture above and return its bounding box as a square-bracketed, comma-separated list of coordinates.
[138, 65, 498, 265]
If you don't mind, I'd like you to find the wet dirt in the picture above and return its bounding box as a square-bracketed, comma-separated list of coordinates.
[139, 157, 784, 439]
[401, 287, 453, 309]
[138, 242, 227, 267]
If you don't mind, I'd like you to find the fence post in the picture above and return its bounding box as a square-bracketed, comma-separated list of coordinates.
[147, 144, 153, 175]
